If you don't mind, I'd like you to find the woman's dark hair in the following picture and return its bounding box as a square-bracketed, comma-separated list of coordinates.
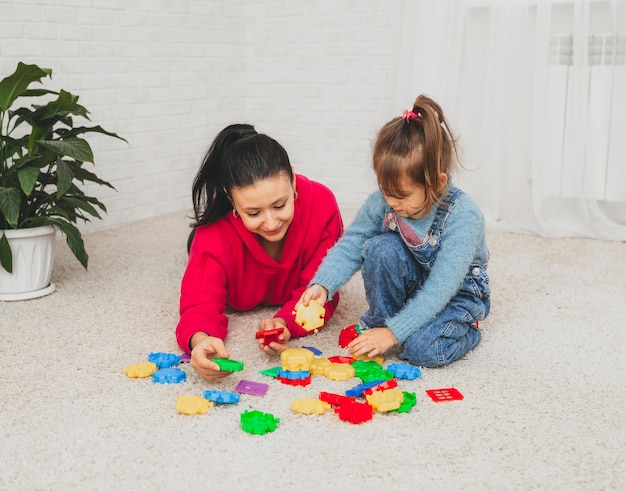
[191, 124, 294, 226]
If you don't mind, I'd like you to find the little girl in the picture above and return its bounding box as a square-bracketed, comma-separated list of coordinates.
[299, 95, 490, 368]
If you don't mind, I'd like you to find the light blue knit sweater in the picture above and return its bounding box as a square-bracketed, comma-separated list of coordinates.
[311, 187, 489, 343]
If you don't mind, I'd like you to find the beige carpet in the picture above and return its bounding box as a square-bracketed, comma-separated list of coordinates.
[1, 210, 624, 490]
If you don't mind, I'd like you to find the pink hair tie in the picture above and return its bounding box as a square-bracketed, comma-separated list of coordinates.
[403, 109, 419, 122]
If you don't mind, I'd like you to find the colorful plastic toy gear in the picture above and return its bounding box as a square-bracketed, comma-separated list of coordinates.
[336, 400, 373, 424]
[280, 347, 315, 371]
[309, 357, 331, 375]
[212, 358, 244, 372]
[319, 392, 356, 407]
[152, 367, 186, 384]
[301, 345, 322, 355]
[278, 369, 311, 380]
[362, 378, 398, 396]
[351, 353, 384, 366]
[351, 360, 392, 381]
[240, 410, 280, 435]
[176, 395, 213, 415]
[426, 388, 464, 402]
[203, 390, 241, 404]
[291, 398, 332, 415]
[323, 362, 356, 381]
[365, 389, 404, 412]
[277, 375, 312, 387]
[259, 366, 281, 378]
[148, 352, 181, 368]
[235, 380, 269, 396]
[338, 323, 363, 348]
[390, 391, 417, 413]
[345, 380, 385, 397]
[123, 361, 157, 378]
[327, 356, 355, 364]
[387, 362, 422, 380]
[255, 327, 284, 347]
[292, 300, 325, 332]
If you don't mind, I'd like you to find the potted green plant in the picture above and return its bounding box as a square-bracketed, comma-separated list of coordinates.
[0, 62, 126, 300]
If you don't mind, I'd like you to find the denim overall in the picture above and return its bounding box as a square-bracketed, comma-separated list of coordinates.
[359, 187, 490, 368]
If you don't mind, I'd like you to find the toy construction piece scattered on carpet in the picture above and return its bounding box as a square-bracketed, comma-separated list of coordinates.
[255, 327, 285, 346]
[292, 300, 325, 332]
[338, 323, 364, 348]
[123, 331, 463, 433]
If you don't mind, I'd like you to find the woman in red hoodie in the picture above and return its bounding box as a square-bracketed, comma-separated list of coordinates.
[177, 124, 343, 380]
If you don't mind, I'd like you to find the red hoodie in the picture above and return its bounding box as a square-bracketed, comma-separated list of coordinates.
[176, 174, 343, 352]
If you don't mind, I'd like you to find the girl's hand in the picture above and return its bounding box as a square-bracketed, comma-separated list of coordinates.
[296, 284, 328, 311]
[348, 327, 398, 358]
[189, 333, 232, 381]
[257, 317, 291, 354]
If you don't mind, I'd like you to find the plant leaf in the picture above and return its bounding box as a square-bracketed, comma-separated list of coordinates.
[51, 220, 88, 269]
[73, 166, 116, 189]
[0, 232, 13, 273]
[17, 167, 41, 195]
[65, 125, 128, 143]
[0, 62, 52, 112]
[55, 158, 74, 196]
[0, 187, 21, 228]
[37, 138, 94, 162]
[41, 89, 90, 120]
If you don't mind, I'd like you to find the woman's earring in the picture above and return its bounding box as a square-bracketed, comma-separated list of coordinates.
[232, 208, 239, 218]
[294, 191, 299, 201]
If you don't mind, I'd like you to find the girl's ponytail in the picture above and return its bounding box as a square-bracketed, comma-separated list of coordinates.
[192, 124, 257, 226]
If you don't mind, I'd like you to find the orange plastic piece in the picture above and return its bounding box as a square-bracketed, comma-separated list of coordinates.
[123, 361, 158, 378]
[291, 398, 332, 415]
[365, 389, 404, 412]
[176, 395, 213, 415]
[293, 300, 325, 332]
[280, 347, 315, 371]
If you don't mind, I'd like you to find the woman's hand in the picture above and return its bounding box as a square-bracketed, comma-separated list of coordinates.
[257, 317, 291, 354]
[189, 332, 232, 381]
[296, 284, 328, 311]
[347, 327, 398, 358]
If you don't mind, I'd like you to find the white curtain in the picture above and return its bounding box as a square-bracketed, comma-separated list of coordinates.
[396, 0, 626, 239]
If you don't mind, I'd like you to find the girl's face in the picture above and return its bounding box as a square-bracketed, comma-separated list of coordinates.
[379, 172, 448, 218]
[230, 173, 296, 244]
[380, 175, 429, 218]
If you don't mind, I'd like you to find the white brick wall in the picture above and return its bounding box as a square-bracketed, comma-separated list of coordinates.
[1, 0, 404, 232]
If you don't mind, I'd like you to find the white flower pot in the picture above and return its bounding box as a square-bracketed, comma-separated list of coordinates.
[0, 225, 56, 301]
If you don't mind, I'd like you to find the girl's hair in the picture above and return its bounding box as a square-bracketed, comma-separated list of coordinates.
[373, 94, 459, 214]
[191, 124, 294, 226]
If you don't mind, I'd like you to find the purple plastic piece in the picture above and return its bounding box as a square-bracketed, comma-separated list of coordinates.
[180, 353, 191, 363]
[235, 380, 269, 396]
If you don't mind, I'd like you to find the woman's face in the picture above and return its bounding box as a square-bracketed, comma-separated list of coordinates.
[230, 173, 296, 243]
